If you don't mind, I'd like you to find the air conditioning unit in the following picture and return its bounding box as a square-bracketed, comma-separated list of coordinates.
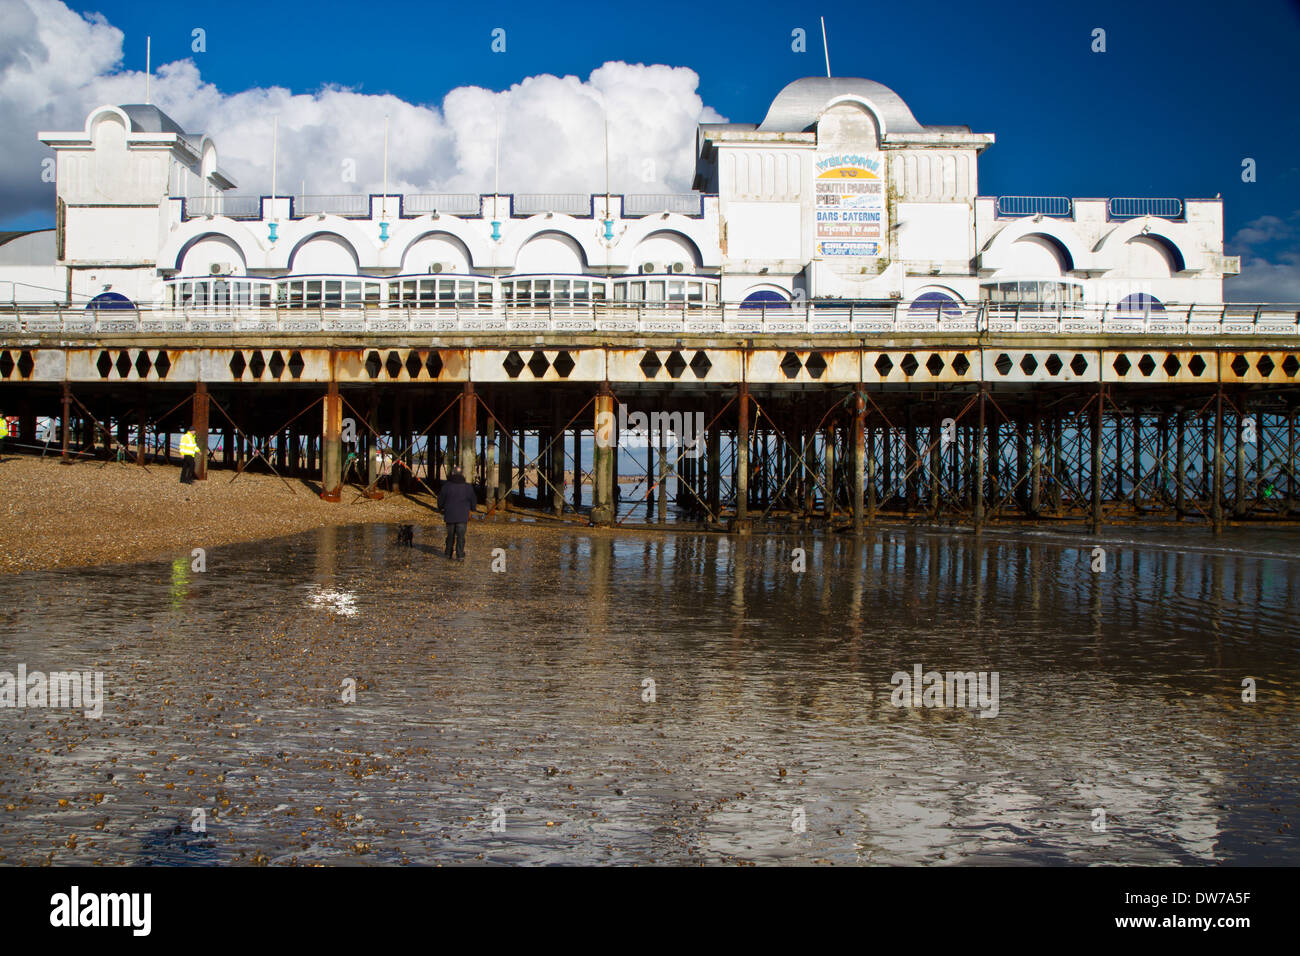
[428, 262, 457, 274]
[640, 261, 660, 274]
[671, 262, 686, 274]
[209, 262, 233, 276]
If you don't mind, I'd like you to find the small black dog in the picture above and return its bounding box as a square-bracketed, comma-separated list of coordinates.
[395, 524, 414, 547]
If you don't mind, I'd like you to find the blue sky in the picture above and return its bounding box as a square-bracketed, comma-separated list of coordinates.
[8, 0, 1300, 296]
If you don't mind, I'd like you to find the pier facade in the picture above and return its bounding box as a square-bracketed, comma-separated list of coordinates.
[1, 77, 1293, 532]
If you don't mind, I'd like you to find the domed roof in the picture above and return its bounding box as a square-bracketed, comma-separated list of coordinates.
[758, 77, 924, 135]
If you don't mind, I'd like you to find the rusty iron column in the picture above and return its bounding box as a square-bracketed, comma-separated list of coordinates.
[1175, 406, 1186, 518]
[459, 381, 477, 483]
[1289, 406, 1296, 511]
[366, 391, 380, 487]
[1213, 386, 1225, 533]
[1015, 414, 1029, 514]
[60, 381, 71, 462]
[929, 412, 941, 520]
[1090, 384, 1103, 534]
[592, 384, 615, 526]
[852, 390, 866, 535]
[974, 388, 987, 531]
[550, 402, 565, 515]
[708, 399, 721, 518]
[822, 424, 835, 521]
[736, 383, 750, 529]
[485, 413, 498, 507]
[498, 400, 513, 506]
[321, 378, 341, 501]
[866, 420, 877, 526]
[1235, 397, 1247, 517]
[905, 405, 918, 512]
[572, 422, 583, 513]
[135, 399, 147, 466]
[1030, 402, 1042, 516]
[194, 381, 210, 481]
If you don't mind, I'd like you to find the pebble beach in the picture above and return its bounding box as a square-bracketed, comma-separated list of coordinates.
[0, 454, 522, 575]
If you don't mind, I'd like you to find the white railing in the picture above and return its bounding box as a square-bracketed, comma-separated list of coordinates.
[995, 196, 1072, 218]
[623, 193, 704, 216]
[403, 193, 481, 215]
[294, 195, 371, 217]
[1108, 197, 1184, 220]
[2, 302, 1297, 337]
[513, 194, 590, 215]
[184, 195, 263, 219]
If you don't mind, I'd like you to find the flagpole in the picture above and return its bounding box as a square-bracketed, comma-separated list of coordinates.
[271, 116, 277, 201]
[820, 17, 831, 77]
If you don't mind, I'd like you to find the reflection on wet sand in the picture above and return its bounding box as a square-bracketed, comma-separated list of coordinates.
[0, 522, 1295, 865]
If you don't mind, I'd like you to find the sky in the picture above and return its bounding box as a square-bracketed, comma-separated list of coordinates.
[1, 0, 1297, 299]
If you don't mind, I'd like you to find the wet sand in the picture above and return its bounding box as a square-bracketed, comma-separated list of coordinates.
[0, 521, 1296, 865]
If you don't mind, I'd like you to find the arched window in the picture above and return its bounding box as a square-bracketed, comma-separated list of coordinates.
[740, 290, 790, 310]
[85, 292, 134, 311]
[1116, 292, 1165, 314]
[908, 291, 962, 317]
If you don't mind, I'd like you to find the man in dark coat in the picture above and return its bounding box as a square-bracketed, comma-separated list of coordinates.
[437, 469, 477, 560]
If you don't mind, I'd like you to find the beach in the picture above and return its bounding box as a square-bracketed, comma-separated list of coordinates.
[0, 454, 520, 575]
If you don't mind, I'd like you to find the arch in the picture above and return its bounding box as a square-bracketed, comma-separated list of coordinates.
[497, 217, 603, 273]
[615, 216, 720, 270]
[287, 232, 360, 275]
[384, 216, 493, 272]
[160, 221, 263, 273]
[980, 219, 1089, 274]
[177, 233, 248, 276]
[627, 230, 703, 273]
[1006, 234, 1071, 276]
[740, 288, 791, 310]
[84, 105, 132, 138]
[816, 98, 882, 149]
[513, 230, 588, 274]
[400, 231, 473, 274]
[1093, 219, 1193, 274]
[759, 77, 925, 136]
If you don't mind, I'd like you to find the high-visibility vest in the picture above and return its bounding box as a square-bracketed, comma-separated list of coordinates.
[179, 432, 198, 457]
[0, 418, 8, 439]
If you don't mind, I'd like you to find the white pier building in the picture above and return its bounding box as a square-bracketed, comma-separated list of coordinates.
[0, 76, 1254, 333]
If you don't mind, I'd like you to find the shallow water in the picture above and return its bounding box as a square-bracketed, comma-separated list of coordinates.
[0, 521, 1296, 865]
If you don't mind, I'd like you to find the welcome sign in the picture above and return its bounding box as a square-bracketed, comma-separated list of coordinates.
[815, 153, 886, 257]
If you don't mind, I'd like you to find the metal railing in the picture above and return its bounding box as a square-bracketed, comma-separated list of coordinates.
[184, 195, 263, 219]
[2, 302, 1297, 337]
[623, 193, 704, 216]
[403, 193, 481, 215]
[995, 196, 1073, 218]
[293, 195, 371, 218]
[1108, 197, 1184, 220]
[513, 194, 590, 215]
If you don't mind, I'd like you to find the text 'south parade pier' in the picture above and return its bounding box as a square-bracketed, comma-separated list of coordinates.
[0, 77, 1294, 534]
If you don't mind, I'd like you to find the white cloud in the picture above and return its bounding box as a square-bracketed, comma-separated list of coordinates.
[1225, 211, 1300, 302]
[0, 0, 724, 223]
[1225, 251, 1300, 303]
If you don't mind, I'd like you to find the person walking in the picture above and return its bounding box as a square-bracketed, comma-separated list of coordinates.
[179, 428, 199, 484]
[0, 414, 8, 460]
[437, 468, 477, 560]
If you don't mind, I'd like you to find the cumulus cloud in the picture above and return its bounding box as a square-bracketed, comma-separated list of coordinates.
[0, 0, 724, 224]
[1225, 211, 1300, 303]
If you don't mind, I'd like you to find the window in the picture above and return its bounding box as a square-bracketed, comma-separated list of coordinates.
[1116, 292, 1165, 315]
[740, 290, 791, 310]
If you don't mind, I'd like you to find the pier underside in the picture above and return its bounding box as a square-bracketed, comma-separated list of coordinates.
[3, 334, 1298, 533]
